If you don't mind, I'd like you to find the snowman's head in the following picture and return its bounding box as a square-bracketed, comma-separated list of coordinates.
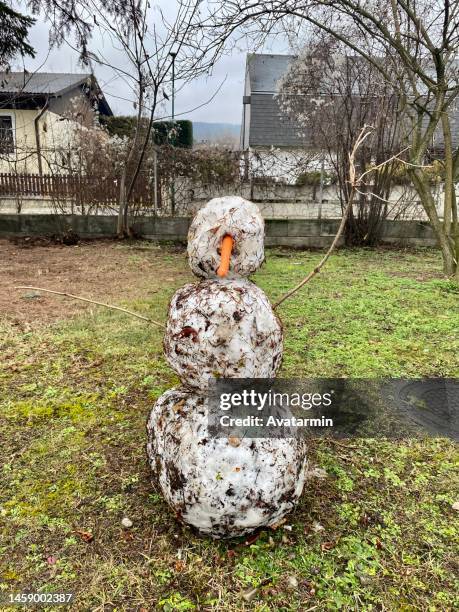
[187, 196, 264, 279]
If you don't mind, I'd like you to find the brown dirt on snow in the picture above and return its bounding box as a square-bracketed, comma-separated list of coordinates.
[0, 239, 187, 327]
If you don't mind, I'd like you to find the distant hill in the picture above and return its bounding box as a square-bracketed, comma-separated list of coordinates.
[192, 122, 240, 144]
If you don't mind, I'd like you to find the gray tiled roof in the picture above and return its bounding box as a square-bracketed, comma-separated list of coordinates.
[0, 72, 91, 95]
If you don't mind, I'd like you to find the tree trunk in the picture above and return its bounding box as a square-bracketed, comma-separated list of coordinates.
[117, 170, 128, 237]
[410, 168, 456, 275]
[117, 86, 145, 238]
[452, 188, 459, 281]
[442, 113, 459, 280]
[441, 113, 453, 240]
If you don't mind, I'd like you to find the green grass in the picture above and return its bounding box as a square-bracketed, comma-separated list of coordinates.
[0, 244, 458, 611]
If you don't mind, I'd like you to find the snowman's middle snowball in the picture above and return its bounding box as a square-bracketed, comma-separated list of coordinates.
[164, 278, 283, 391]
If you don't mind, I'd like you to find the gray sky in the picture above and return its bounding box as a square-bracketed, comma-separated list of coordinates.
[14, 3, 288, 124]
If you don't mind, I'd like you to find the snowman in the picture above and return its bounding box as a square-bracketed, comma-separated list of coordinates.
[147, 196, 308, 538]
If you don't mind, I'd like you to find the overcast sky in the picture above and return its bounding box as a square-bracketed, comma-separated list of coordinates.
[13, 3, 290, 125]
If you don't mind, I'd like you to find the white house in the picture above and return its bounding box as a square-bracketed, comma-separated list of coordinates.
[0, 72, 113, 175]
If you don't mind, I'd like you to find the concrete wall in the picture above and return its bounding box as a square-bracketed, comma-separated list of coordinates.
[0, 214, 438, 247]
[1, 175, 448, 222]
[178, 180, 444, 222]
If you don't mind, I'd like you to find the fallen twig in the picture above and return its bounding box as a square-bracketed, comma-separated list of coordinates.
[324, 439, 359, 450]
[14, 286, 165, 328]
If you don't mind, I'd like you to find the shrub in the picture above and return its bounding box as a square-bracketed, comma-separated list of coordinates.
[153, 120, 193, 148]
[101, 116, 193, 149]
[296, 170, 336, 186]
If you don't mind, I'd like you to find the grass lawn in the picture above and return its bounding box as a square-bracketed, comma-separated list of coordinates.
[0, 242, 458, 610]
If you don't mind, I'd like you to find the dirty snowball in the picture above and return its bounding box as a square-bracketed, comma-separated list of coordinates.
[147, 388, 308, 538]
[187, 196, 264, 279]
[163, 278, 283, 391]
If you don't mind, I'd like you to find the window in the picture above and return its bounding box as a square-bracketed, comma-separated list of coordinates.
[0, 115, 14, 154]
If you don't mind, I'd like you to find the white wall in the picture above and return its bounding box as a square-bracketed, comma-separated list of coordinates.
[0, 106, 92, 175]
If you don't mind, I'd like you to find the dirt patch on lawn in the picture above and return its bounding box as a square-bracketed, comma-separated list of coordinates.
[0, 239, 188, 327]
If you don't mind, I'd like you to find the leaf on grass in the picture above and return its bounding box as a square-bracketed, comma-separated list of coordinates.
[305, 467, 328, 479]
[75, 529, 94, 543]
[241, 586, 258, 602]
[312, 522, 325, 533]
[174, 560, 186, 572]
[212, 553, 222, 565]
[287, 575, 298, 589]
[243, 532, 260, 546]
[270, 518, 287, 530]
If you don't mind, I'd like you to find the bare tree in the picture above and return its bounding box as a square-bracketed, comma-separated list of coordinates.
[278, 37, 402, 245]
[71, 0, 216, 235]
[19, 1, 215, 235]
[202, 0, 459, 277]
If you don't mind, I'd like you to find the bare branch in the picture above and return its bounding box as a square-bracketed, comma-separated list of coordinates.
[273, 126, 373, 309]
[14, 286, 164, 328]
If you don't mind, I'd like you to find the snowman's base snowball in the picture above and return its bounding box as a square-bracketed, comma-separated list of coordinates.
[147, 388, 308, 539]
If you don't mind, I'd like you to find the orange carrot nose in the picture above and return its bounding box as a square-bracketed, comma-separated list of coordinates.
[217, 234, 234, 277]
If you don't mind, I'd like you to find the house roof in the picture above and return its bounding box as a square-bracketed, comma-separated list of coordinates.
[0, 72, 92, 95]
[247, 54, 296, 93]
[0, 72, 113, 115]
